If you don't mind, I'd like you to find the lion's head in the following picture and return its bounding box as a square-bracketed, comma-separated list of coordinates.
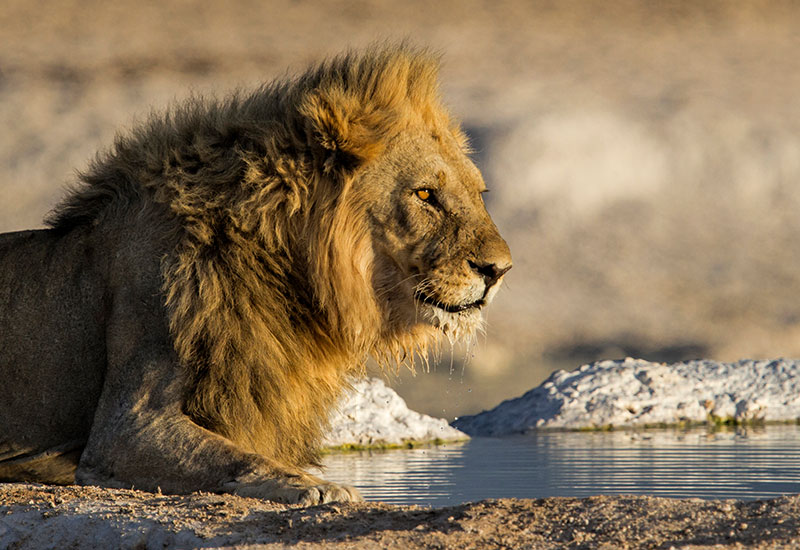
[299, 47, 511, 360]
[359, 130, 511, 342]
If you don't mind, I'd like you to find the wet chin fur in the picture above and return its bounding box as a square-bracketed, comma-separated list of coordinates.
[419, 302, 484, 343]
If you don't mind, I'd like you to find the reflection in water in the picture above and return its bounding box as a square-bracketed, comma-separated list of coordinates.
[313, 442, 469, 506]
[315, 425, 800, 507]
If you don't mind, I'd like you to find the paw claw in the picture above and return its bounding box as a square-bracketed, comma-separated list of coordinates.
[229, 472, 362, 505]
[300, 483, 362, 505]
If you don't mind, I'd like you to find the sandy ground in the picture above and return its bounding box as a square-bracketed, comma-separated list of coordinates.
[1, 483, 799, 549]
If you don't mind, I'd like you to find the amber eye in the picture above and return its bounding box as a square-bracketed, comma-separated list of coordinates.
[415, 189, 432, 202]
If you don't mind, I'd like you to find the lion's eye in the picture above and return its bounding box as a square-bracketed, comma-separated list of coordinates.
[415, 189, 433, 202]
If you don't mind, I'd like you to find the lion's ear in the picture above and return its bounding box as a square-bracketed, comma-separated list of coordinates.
[300, 89, 387, 175]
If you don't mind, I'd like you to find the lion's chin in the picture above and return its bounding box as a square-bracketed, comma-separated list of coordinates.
[418, 302, 484, 343]
[414, 291, 485, 313]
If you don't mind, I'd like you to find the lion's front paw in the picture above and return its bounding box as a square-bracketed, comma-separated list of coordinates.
[294, 481, 363, 506]
[227, 474, 363, 505]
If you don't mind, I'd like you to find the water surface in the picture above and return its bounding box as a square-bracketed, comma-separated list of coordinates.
[318, 425, 800, 507]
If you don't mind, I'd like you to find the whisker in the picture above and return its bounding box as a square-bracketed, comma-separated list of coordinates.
[375, 273, 424, 300]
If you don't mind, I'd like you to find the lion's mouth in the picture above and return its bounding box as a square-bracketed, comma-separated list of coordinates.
[414, 291, 484, 313]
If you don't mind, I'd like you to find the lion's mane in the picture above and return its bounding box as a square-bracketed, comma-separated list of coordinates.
[47, 45, 457, 466]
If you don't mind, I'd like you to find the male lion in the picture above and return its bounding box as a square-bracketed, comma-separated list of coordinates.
[0, 46, 511, 504]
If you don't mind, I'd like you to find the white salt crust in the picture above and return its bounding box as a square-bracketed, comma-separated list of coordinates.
[453, 358, 800, 436]
[325, 377, 468, 448]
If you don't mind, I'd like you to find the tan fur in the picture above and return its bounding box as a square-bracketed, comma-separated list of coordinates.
[0, 44, 510, 504]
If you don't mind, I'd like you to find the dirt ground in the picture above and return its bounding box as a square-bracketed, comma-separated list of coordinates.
[1, 483, 799, 549]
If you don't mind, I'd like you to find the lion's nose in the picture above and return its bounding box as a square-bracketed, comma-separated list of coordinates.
[468, 259, 512, 289]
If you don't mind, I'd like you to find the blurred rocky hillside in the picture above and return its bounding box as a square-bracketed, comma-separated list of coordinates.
[2, 0, 799, 417]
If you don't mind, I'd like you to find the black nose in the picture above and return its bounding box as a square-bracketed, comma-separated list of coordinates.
[468, 260, 512, 289]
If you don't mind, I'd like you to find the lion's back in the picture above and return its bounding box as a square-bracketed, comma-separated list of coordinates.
[0, 228, 109, 483]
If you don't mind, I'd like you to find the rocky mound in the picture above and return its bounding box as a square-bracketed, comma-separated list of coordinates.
[327, 378, 467, 448]
[453, 359, 800, 435]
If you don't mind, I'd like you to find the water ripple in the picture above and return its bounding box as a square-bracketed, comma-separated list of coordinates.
[318, 425, 800, 506]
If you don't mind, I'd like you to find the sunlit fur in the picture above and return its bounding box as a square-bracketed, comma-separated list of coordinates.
[48, 44, 506, 469]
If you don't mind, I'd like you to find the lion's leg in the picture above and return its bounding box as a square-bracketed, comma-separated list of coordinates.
[76, 405, 361, 505]
[76, 347, 361, 505]
[77, 248, 361, 505]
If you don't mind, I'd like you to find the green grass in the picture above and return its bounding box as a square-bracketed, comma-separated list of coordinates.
[323, 436, 469, 453]
[567, 417, 798, 433]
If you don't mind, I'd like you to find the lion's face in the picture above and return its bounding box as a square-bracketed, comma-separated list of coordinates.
[359, 126, 512, 341]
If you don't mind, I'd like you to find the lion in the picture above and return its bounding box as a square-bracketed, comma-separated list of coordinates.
[0, 45, 511, 505]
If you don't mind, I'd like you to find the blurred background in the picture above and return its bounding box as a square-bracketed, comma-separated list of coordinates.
[2, 0, 800, 419]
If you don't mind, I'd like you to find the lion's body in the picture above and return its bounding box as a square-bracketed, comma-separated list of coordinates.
[0, 45, 511, 504]
[0, 228, 107, 483]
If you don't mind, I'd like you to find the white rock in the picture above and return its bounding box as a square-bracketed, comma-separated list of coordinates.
[453, 358, 800, 436]
[325, 378, 468, 448]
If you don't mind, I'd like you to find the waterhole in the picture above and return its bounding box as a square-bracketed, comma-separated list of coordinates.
[318, 425, 800, 507]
